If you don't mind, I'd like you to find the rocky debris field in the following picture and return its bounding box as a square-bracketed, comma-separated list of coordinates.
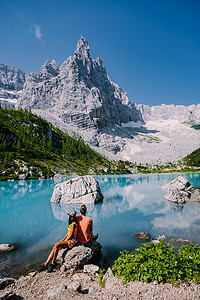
[1, 265, 200, 300]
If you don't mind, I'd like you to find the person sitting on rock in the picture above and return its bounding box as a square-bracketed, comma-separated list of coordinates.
[35, 209, 78, 274]
[76, 204, 98, 244]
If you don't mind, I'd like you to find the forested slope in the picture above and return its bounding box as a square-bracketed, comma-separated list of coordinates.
[0, 107, 132, 180]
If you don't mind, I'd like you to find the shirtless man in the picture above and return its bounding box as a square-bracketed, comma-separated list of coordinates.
[76, 205, 98, 244]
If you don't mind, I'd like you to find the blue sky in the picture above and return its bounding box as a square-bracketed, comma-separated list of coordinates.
[0, 0, 200, 106]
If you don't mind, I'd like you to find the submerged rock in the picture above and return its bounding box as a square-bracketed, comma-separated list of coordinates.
[57, 240, 102, 270]
[50, 175, 104, 204]
[170, 238, 193, 246]
[134, 232, 151, 241]
[162, 176, 200, 204]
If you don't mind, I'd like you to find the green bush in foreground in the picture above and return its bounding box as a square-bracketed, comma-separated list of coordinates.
[112, 241, 200, 283]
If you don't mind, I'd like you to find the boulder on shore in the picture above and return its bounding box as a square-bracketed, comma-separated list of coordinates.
[57, 240, 102, 270]
[162, 175, 200, 204]
[50, 175, 104, 204]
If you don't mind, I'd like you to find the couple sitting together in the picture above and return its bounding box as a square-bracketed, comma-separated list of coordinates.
[37, 204, 98, 273]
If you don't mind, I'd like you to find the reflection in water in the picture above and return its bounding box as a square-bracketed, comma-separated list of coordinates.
[169, 202, 184, 213]
[1, 173, 200, 277]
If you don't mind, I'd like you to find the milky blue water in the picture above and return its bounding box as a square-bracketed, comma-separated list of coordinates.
[1, 173, 200, 278]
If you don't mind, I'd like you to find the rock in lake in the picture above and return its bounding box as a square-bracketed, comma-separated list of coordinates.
[51, 175, 103, 204]
[57, 240, 102, 270]
[162, 175, 200, 204]
[134, 232, 151, 241]
[0, 243, 17, 253]
[170, 238, 193, 246]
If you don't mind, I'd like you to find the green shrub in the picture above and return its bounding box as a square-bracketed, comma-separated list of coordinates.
[178, 244, 200, 281]
[98, 269, 107, 288]
[112, 241, 200, 283]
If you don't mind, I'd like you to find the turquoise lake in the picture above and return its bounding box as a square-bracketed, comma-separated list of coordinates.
[1, 173, 200, 278]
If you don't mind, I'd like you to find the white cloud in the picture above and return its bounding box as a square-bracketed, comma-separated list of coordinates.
[34, 24, 43, 40]
[16, 13, 45, 45]
[32, 23, 45, 45]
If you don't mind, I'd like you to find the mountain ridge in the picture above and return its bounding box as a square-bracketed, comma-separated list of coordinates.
[1, 38, 200, 165]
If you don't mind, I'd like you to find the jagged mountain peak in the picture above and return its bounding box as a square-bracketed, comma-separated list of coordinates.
[17, 38, 142, 125]
[16, 38, 144, 155]
[75, 37, 90, 59]
[39, 59, 59, 79]
[51, 59, 59, 71]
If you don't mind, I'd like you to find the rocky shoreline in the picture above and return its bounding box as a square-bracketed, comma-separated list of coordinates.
[1, 237, 200, 299]
[1, 266, 200, 300]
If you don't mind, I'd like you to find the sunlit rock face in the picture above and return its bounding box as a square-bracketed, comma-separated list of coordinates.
[162, 175, 200, 204]
[0, 63, 26, 107]
[17, 38, 142, 130]
[3, 38, 200, 163]
[50, 175, 103, 204]
[136, 103, 200, 122]
[16, 38, 143, 156]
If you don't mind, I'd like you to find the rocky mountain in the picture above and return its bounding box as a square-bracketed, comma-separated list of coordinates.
[136, 104, 200, 122]
[17, 38, 141, 129]
[0, 63, 26, 107]
[1, 38, 200, 165]
[16, 38, 144, 155]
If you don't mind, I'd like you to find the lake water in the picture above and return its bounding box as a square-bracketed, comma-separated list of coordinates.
[1, 173, 200, 278]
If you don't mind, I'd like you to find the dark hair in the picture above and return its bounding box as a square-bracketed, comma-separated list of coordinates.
[68, 215, 77, 225]
[80, 204, 87, 216]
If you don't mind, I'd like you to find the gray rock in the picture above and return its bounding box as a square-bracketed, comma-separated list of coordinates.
[67, 281, 81, 293]
[20, 166, 29, 172]
[0, 244, 17, 253]
[103, 268, 114, 280]
[18, 174, 29, 180]
[47, 284, 66, 297]
[136, 103, 200, 123]
[29, 170, 35, 177]
[88, 286, 99, 293]
[58, 240, 102, 270]
[134, 232, 151, 241]
[72, 273, 91, 281]
[0, 63, 26, 107]
[39, 171, 45, 179]
[51, 175, 103, 204]
[170, 238, 193, 246]
[162, 176, 200, 204]
[60, 265, 66, 272]
[83, 264, 99, 274]
[0, 278, 15, 290]
[104, 273, 118, 290]
[0, 64, 25, 91]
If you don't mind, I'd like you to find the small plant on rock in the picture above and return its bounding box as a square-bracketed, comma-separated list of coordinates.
[98, 269, 107, 288]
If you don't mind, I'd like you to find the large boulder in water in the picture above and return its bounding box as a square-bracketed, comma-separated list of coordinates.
[50, 175, 103, 204]
[162, 175, 200, 204]
[57, 240, 102, 270]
